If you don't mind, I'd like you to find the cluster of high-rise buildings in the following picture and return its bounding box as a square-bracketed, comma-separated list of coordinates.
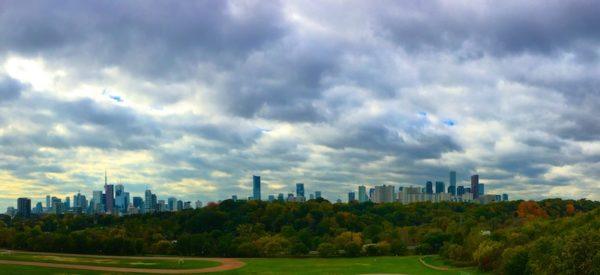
[350, 172, 508, 204]
[6, 171, 509, 218]
[7, 171, 203, 218]
[244, 172, 508, 205]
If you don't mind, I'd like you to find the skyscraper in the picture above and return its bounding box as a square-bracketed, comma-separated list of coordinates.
[358, 185, 368, 202]
[471, 175, 479, 199]
[17, 198, 31, 217]
[46, 195, 51, 211]
[104, 184, 114, 214]
[315, 191, 322, 199]
[348, 192, 356, 202]
[168, 197, 177, 211]
[447, 185, 456, 195]
[435, 181, 445, 193]
[253, 175, 261, 201]
[457, 186, 465, 196]
[296, 183, 305, 198]
[426, 181, 433, 194]
[502, 193, 509, 201]
[144, 190, 155, 213]
[449, 171, 456, 187]
[478, 183, 485, 196]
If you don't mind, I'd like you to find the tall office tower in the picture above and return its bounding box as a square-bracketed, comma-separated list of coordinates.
[465, 187, 471, 194]
[144, 190, 154, 213]
[309, 194, 315, 200]
[470, 175, 479, 199]
[114, 184, 125, 212]
[358, 185, 368, 202]
[502, 194, 508, 201]
[478, 183, 485, 196]
[115, 184, 124, 197]
[348, 192, 356, 202]
[457, 186, 465, 196]
[64, 196, 71, 209]
[92, 190, 103, 211]
[132, 196, 143, 210]
[167, 197, 177, 211]
[372, 185, 395, 203]
[268, 195, 275, 202]
[296, 183, 305, 197]
[426, 181, 433, 194]
[176, 200, 183, 211]
[435, 181, 445, 193]
[151, 194, 158, 211]
[46, 195, 51, 210]
[450, 171, 456, 188]
[104, 184, 114, 214]
[277, 193, 285, 201]
[232, 195, 238, 201]
[253, 175, 261, 201]
[315, 191, 322, 199]
[195, 200, 203, 208]
[17, 198, 31, 217]
[369, 188, 375, 200]
[183, 201, 192, 209]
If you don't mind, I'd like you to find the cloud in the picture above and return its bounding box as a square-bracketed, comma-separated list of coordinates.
[0, 0, 598, 208]
[0, 76, 25, 102]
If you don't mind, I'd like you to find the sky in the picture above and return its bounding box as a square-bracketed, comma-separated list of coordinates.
[0, 0, 599, 208]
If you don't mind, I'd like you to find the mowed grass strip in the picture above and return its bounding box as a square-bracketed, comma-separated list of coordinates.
[0, 251, 219, 270]
[220, 256, 484, 275]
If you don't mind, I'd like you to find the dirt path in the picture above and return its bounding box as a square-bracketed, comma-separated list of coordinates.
[0, 251, 245, 274]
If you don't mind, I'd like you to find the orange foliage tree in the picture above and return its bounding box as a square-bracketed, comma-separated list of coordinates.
[517, 201, 549, 221]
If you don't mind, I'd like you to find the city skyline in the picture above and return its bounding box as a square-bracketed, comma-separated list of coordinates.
[7, 171, 511, 216]
[1, 1, 599, 210]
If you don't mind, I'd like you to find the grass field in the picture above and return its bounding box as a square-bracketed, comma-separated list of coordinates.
[222, 256, 483, 275]
[0, 252, 484, 274]
[0, 251, 219, 269]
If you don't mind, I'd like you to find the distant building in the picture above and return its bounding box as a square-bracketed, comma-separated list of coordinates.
[168, 197, 177, 211]
[368, 188, 375, 200]
[253, 175, 261, 201]
[296, 183, 305, 197]
[502, 193, 509, 201]
[447, 185, 456, 195]
[132, 196, 143, 210]
[176, 200, 183, 211]
[372, 185, 395, 203]
[315, 191, 322, 199]
[277, 193, 285, 201]
[232, 195, 238, 202]
[195, 200, 203, 208]
[457, 186, 465, 196]
[435, 181, 445, 193]
[478, 183, 485, 196]
[268, 195, 275, 202]
[33, 202, 43, 214]
[426, 181, 433, 194]
[348, 192, 356, 202]
[17, 198, 31, 217]
[449, 171, 456, 188]
[144, 190, 156, 213]
[358, 185, 368, 202]
[471, 175, 479, 199]
[104, 184, 114, 214]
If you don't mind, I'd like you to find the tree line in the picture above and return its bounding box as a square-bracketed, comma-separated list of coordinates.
[0, 198, 598, 274]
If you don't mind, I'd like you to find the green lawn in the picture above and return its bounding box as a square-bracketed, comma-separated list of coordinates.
[0, 251, 219, 269]
[222, 256, 483, 275]
[0, 254, 485, 274]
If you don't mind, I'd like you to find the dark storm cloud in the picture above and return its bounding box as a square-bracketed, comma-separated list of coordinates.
[377, 1, 600, 57]
[0, 0, 288, 80]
